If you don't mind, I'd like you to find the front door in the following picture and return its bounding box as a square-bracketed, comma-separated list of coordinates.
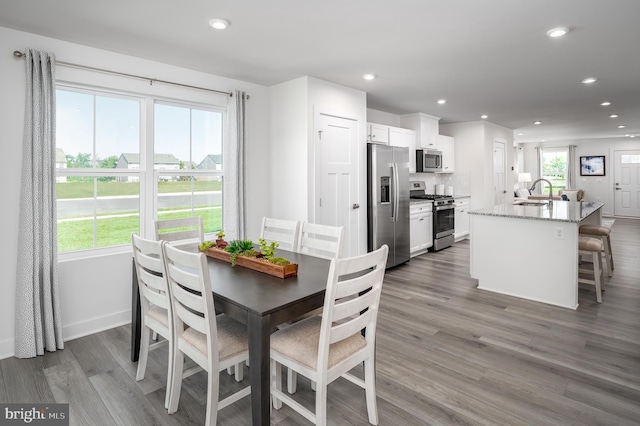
[614, 149, 640, 217]
[315, 113, 359, 257]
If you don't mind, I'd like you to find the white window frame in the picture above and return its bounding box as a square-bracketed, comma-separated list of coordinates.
[56, 83, 227, 260]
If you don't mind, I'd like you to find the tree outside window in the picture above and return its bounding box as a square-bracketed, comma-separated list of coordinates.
[541, 149, 568, 192]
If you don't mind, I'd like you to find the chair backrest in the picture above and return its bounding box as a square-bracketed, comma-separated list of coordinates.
[162, 242, 219, 370]
[259, 217, 300, 251]
[559, 189, 584, 201]
[155, 216, 204, 247]
[131, 233, 171, 319]
[296, 222, 344, 259]
[317, 244, 389, 371]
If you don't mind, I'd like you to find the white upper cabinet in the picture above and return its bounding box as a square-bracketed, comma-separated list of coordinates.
[399, 113, 440, 149]
[437, 134, 455, 173]
[388, 126, 416, 172]
[367, 123, 389, 144]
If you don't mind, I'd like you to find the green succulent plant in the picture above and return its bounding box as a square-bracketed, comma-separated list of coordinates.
[198, 240, 215, 251]
[225, 239, 255, 266]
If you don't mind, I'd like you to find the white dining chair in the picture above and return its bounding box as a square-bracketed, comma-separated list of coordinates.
[155, 216, 204, 247]
[296, 222, 344, 260]
[260, 217, 300, 251]
[163, 242, 251, 426]
[131, 233, 173, 408]
[287, 222, 344, 393]
[270, 244, 389, 426]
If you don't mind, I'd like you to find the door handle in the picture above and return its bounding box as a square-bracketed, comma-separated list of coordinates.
[352, 203, 360, 209]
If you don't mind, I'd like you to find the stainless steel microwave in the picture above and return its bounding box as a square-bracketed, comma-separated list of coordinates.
[416, 149, 442, 172]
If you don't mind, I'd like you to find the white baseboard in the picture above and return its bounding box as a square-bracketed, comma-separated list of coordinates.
[0, 310, 131, 360]
[62, 309, 131, 342]
[0, 337, 13, 360]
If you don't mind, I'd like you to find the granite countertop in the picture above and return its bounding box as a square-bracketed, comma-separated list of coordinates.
[468, 201, 604, 223]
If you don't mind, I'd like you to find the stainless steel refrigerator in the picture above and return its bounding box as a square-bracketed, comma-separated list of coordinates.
[367, 143, 410, 268]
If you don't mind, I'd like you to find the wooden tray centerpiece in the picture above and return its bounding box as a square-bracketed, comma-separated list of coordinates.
[199, 233, 298, 279]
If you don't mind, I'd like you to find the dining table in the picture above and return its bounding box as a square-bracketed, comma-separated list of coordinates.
[130, 245, 332, 425]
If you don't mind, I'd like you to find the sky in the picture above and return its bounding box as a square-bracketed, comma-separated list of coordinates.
[56, 89, 223, 166]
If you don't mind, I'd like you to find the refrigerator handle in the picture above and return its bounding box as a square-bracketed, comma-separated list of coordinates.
[392, 163, 399, 222]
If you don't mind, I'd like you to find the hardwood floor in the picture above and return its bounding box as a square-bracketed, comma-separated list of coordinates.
[1, 218, 638, 425]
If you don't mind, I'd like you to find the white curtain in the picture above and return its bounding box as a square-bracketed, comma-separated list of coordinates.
[568, 145, 576, 189]
[535, 146, 542, 194]
[223, 90, 247, 240]
[15, 49, 64, 358]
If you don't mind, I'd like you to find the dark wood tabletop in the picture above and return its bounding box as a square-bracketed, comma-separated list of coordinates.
[131, 247, 331, 425]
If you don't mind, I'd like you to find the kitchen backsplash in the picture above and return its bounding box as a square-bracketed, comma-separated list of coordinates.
[409, 172, 471, 196]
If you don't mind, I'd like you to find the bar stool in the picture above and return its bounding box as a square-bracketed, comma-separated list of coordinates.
[578, 236, 604, 303]
[579, 224, 614, 277]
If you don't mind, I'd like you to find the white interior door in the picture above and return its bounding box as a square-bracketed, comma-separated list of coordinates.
[493, 141, 506, 205]
[315, 113, 359, 257]
[614, 149, 640, 217]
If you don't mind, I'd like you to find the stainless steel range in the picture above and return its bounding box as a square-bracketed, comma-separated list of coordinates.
[410, 181, 455, 251]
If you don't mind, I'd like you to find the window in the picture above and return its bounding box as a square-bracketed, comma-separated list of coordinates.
[56, 87, 226, 254]
[153, 102, 224, 235]
[540, 148, 568, 192]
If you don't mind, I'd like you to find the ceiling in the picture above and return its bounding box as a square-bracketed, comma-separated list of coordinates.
[1, 0, 639, 143]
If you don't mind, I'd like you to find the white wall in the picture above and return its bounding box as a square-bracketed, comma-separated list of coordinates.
[440, 121, 514, 209]
[267, 77, 310, 226]
[366, 108, 401, 127]
[520, 138, 640, 216]
[268, 76, 367, 254]
[0, 26, 269, 359]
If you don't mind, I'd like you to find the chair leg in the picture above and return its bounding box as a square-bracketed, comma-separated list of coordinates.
[604, 235, 614, 275]
[234, 362, 244, 382]
[271, 360, 282, 409]
[315, 381, 327, 426]
[227, 366, 234, 376]
[287, 369, 297, 394]
[364, 357, 379, 425]
[205, 367, 220, 426]
[164, 336, 173, 409]
[167, 350, 184, 414]
[592, 252, 603, 303]
[136, 326, 151, 381]
[152, 331, 159, 341]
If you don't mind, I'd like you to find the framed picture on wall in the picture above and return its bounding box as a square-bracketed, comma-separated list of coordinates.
[580, 155, 605, 176]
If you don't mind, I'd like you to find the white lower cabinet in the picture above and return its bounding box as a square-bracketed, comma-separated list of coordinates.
[454, 197, 470, 241]
[410, 201, 433, 256]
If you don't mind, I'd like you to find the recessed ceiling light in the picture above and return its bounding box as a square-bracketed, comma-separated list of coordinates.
[208, 18, 230, 30]
[547, 27, 569, 38]
[600, 101, 611, 106]
[481, 115, 488, 119]
[610, 114, 619, 118]
[624, 134, 630, 137]
[618, 125, 626, 129]
[541, 139, 546, 142]
[437, 99, 447, 105]
[534, 121, 542, 125]
[518, 132, 524, 136]
[581, 77, 598, 84]
[631, 135, 636, 138]
[363, 73, 376, 81]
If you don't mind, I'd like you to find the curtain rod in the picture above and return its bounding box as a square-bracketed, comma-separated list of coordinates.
[13, 50, 236, 98]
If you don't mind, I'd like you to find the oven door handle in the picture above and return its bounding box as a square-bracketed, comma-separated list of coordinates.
[434, 204, 455, 211]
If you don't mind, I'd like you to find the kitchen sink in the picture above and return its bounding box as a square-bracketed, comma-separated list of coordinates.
[513, 200, 549, 206]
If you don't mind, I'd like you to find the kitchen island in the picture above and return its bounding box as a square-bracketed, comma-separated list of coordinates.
[468, 200, 604, 309]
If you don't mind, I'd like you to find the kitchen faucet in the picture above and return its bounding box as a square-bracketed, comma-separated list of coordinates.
[529, 178, 554, 206]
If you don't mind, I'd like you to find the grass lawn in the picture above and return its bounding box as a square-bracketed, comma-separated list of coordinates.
[56, 180, 222, 199]
[58, 208, 222, 253]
